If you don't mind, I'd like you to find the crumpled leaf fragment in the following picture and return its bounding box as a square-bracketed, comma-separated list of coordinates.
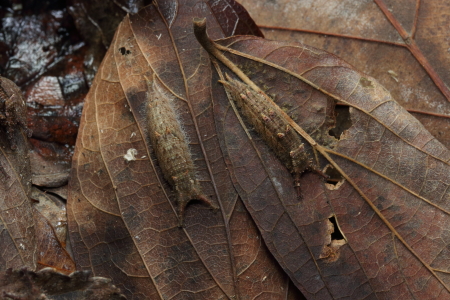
[0, 268, 125, 300]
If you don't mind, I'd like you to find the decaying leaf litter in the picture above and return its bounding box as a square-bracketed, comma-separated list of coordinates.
[67, 1, 298, 299]
[1, 0, 450, 299]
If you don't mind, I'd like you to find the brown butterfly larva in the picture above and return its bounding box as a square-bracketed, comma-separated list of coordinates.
[220, 74, 320, 198]
[193, 18, 326, 198]
[145, 75, 217, 226]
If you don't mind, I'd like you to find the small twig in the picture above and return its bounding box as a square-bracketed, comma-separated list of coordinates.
[411, 0, 421, 39]
[336, 102, 450, 119]
[258, 24, 406, 47]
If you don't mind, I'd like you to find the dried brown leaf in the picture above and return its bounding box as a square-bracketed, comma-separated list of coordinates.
[198, 21, 450, 299]
[67, 1, 298, 299]
[240, 0, 450, 149]
[0, 76, 35, 271]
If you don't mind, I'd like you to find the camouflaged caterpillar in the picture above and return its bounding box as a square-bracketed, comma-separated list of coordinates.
[192, 18, 324, 198]
[145, 75, 216, 226]
[220, 74, 319, 198]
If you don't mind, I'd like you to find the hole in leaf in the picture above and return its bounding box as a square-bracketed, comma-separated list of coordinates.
[119, 47, 131, 56]
[323, 165, 344, 189]
[329, 215, 344, 241]
[359, 77, 374, 88]
[329, 105, 352, 139]
[320, 215, 346, 262]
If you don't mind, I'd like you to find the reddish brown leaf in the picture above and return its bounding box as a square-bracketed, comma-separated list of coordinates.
[31, 186, 75, 274]
[239, 0, 450, 149]
[196, 20, 450, 298]
[0, 76, 36, 271]
[33, 207, 75, 275]
[67, 1, 298, 299]
[32, 187, 68, 247]
[66, 0, 450, 298]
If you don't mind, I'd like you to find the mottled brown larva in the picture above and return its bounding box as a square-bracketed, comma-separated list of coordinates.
[221, 74, 320, 198]
[193, 17, 328, 198]
[145, 75, 216, 226]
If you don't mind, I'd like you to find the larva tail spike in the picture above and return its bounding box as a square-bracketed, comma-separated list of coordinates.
[224, 73, 234, 81]
[294, 173, 303, 201]
[218, 79, 232, 90]
[218, 80, 229, 87]
[176, 192, 218, 227]
[219, 73, 238, 89]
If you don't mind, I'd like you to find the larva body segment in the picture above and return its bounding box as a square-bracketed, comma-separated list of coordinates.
[220, 75, 315, 197]
[146, 75, 216, 226]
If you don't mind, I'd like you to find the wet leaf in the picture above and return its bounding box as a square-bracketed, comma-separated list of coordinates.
[195, 17, 450, 299]
[0, 2, 89, 188]
[67, 1, 299, 299]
